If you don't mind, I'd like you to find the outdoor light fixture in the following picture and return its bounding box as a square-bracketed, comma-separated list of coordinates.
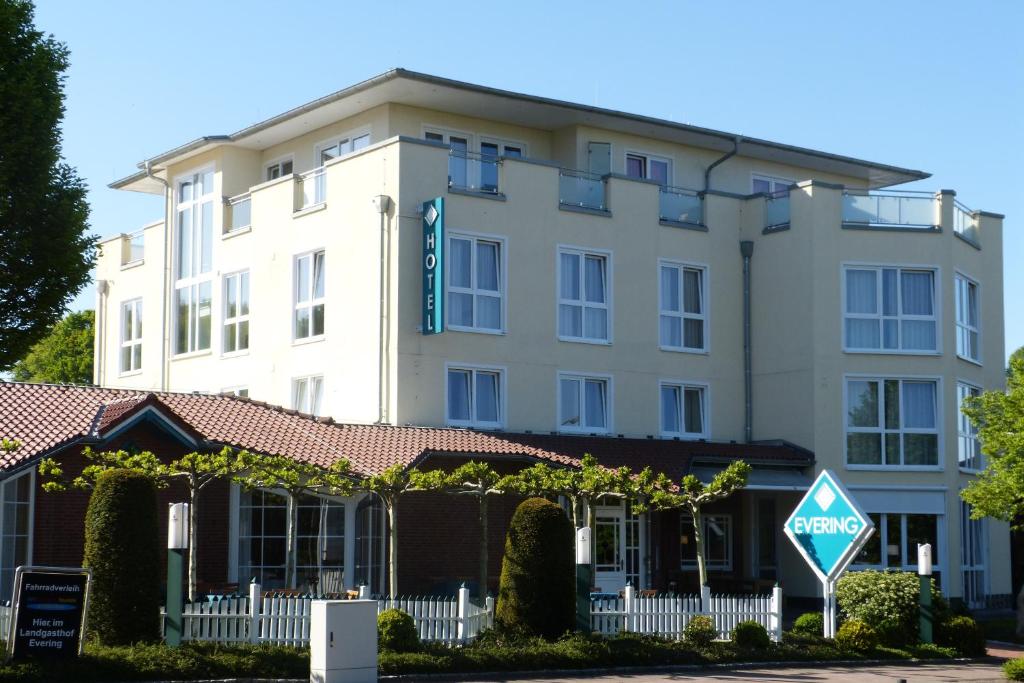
[576, 527, 591, 566]
[917, 543, 933, 576]
[168, 502, 189, 550]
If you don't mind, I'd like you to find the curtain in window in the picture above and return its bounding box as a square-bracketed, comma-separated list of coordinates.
[659, 266, 681, 347]
[583, 256, 607, 339]
[560, 378, 580, 426]
[649, 159, 669, 185]
[475, 372, 499, 423]
[476, 242, 501, 329]
[846, 269, 878, 347]
[683, 269, 702, 314]
[683, 388, 704, 434]
[583, 379, 606, 428]
[559, 253, 582, 337]
[901, 381, 935, 429]
[661, 386, 680, 433]
[447, 370, 471, 422]
[901, 271, 935, 350]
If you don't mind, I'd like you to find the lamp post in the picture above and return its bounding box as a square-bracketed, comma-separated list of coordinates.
[166, 502, 190, 647]
[575, 527, 592, 633]
[917, 543, 933, 644]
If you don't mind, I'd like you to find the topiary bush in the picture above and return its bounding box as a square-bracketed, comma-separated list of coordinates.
[834, 619, 877, 654]
[84, 469, 161, 645]
[495, 498, 574, 639]
[377, 608, 419, 652]
[836, 570, 946, 643]
[732, 620, 770, 649]
[937, 615, 986, 657]
[791, 612, 823, 636]
[683, 615, 717, 647]
[1005, 657, 1024, 681]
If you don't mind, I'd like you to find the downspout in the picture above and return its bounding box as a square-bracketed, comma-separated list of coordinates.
[740, 241, 754, 443]
[94, 280, 108, 385]
[703, 137, 741, 193]
[374, 194, 393, 424]
[144, 161, 172, 391]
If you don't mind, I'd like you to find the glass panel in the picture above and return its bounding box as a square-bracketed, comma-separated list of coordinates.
[847, 319, 879, 349]
[683, 269, 702, 314]
[885, 433, 901, 465]
[846, 270, 877, 314]
[884, 380, 900, 429]
[225, 276, 237, 318]
[902, 381, 936, 429]
[175, 288, 189, 353]
[477, 295, 500, 330]
[200, 201, 213, 273]
[901, 320, 936, 351]
[450, 239, 472, 289]
[240, 272, 250, 315]
[560, 378, 580, 427]
[583, 379, 606, 428]
[559, 304, 582, 338]
[683, 388, 704, 434]
[660, 266, 679, 312]
[847, 381, 878, 427]
[752, 178, 771, 194]
[847, 433, 882, 465]
[856, 513, 883, 564]
[660, 316, 681, 348]
[661, 385, 680, 434]
[594, 517, 620, 570]
[583, 256, 605, 303]
[311, 304, 324, 336]
[906, 514, 938, 563]
[296, 256, 310, 303]
[649, 159, 669, 185]
[583, 307, 607, 340]
[449, 292, 473, 327]
[197, 281, 211, 350]
[560, 253, 580, 300]
[294, 307, 310, 338]
[177, 207, 192, 279]
[625, 155, 645, 179]
[683, 319, 704, 349]
[313, 252, 325, 298]
[476, 242, 499, 291]
[903, 434, 938, 465]
[475, 372, 499, 423]
[559, 170, 605, 209]
[886, 516, 902, 566]
[901, 271, 934, 316]
[882, 269, 898, 316]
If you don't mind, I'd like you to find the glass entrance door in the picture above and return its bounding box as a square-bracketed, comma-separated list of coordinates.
[594, 509, 626, 592]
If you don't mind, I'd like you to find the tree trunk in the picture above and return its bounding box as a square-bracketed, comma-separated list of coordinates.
[387, 501, 399, 597]
[692, 506, 708, 587]
[188, 482, 199, 602]
[286, 494, 297, 589]
[478, 494, 489, 600]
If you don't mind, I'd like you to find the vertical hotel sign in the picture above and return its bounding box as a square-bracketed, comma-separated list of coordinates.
[422, 197, 444, 334]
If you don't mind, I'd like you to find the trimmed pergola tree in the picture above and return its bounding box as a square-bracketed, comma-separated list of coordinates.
[234, 452, 355, 590]
[436, 461, 503, 599]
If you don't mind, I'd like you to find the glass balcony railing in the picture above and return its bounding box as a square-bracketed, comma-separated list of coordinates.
[765, 191, 791, 229]
[448, 150, 501, 194]
[659, 186, 703, 226]
[842, 191, 936, 229]
[122, 230, 143, 265]
[953, 200, 979, 243]
[226, 193, 251, 232]
[299, 167, 326, 209]
[558, 169, 606, 211]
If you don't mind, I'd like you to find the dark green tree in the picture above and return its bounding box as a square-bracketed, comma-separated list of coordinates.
[11, 309, 93, 383]
[0, 0, 95, 369]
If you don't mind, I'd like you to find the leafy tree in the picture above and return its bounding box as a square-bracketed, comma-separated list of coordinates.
[235, 452, 355, 589]
[1, 438, 19, 455]
[0, 0, 95, 369]
[11, 309, 93, 383]
[434, 461, 504, 599]
[637, 460, 751, 587]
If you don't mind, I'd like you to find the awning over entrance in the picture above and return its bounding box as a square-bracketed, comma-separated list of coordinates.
[690, 465, 812, 491]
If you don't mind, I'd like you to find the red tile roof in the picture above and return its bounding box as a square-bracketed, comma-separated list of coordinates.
[0, 383, 812, 478]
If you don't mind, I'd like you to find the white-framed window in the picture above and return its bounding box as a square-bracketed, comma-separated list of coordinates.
[958, 382, 983, 471]
[852, 512, 941, 579]
[681, 513, 732, 571]
[446, 365, 504, 428]
[660, 381, 708, 438]
[961, 500, 987, 609]
[447, 234, 504, 333]
[659, 261, 707, 352]
[479, 139, 524, 192]
[0, 469, 32, 601]
[120, 298, 142, 374]
[292, 375, 324, 416]
[317, 131, 370, 165]
[844, 266, 938, 353]
[558, 372, 611, 434]
[625, 152, 671, 185]
[751, 174, 793, 194]
[265, 157, 293, 181]
[955, 274, 980, 363]
[223, 270, 250, 354]
[845, 377, 940, 468]
[294, 251, 325, 340]
[173, 168, 215, 355]
[558, 248, 610, 343]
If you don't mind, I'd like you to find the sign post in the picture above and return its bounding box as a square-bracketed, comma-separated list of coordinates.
[783, 470, 874, 639]
[7, 566, 91, 661]
[575, 527, 592, 633]
[166, 502, 189, 647]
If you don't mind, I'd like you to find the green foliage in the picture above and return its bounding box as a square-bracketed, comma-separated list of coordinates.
[836, 570, 946, 642]
[438, 461, 504, 599]
[377, 609, 419, 653]
[11, 310, 93, 383]
[0, 0, 95, 370]
[684, 615, 717, 647]
[834, 619, 877, 653]
[84, 469, 160, 645]
[495, 497, 574, 639]
[791, 612, 824, 636]
[936, 615, 986, 657]
[0, 438, 19, 455]
[1005, 657, 1024, 681]
[731, 620, 770, 649]
[873, 618, 908, 648]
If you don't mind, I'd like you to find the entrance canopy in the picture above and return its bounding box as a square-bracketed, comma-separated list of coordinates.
[690, 465, 812, 491]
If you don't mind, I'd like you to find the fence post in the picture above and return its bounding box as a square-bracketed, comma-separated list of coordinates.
[456, 585, 470, 642]
[770, 584, 783, 642]
[357, 585, 369, 600]
[623, 583, 635, 633]
[485, 595, 494, 629]
[248, 582, 261, 644]
[700, 584, 711, 615]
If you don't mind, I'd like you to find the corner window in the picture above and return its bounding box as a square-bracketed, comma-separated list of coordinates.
[844, 266, 937, 353]
[292, 375, 324, 416]
[958, 383, 983, 471]
[681, 513, 732, 571]
[558, 248, 610, 343]
[558, 373, 610, 433]
[659, 262, 706, 352]
[955, 274, 980, 363]
[625, 152, 671, 185]
[447, 235, 503, 332]
[318, 133, 370, 165]
[223, 271, 250, 353]
[446, 366, 503, 428]
[120, 298, 142, 374]
[660, 382, 707, 438]
[846, 377, 939, 467]
[294, 251, 325, 340]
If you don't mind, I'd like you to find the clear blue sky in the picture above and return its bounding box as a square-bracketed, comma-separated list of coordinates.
[35, 0, 1023, 360]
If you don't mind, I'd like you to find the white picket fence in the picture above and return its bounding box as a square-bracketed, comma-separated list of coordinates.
[162, 583, 494, 647]
[592, 584, 782, 642]
[0, 603, 10, 640]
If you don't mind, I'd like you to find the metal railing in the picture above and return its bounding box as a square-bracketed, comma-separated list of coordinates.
[842, 190, 936, 229]
[659, 186, 703, 226]
[953, 199, 979, 243]
[122, 230, 144, 265]
[448, 150, 501, 194]
[559, 169, 606, 211]
[226, 193, 251, 232]
[765, 190, 791, 228]
[299, 167, 326, 209]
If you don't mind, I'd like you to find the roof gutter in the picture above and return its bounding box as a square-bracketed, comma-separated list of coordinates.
[704, 137, 741, 193]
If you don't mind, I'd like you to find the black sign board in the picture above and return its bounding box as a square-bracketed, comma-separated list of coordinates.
[8, 567, 90, 660]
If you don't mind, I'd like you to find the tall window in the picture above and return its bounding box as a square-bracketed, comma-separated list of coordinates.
[120, 298, 142, 374]
[447, 366, 503, 428]
[681, 513, 731, 571]
[292, 375, 324, 416]
[174, 170, 215, 354]
[294, 251, 325, 340]
[355, 495, 384, 595]
[961, 501, 987, 609]
[558, 249, 609, 343]
[479, 140, 523, 192]
[660, 382, 707, 438]
[846, 378, 939, 467]
[318, 133, 370, 164]
[265, 158, 293, 181]
[447, 235, 503, 332]
[559, 373, 610, 433]
[223, 271, 250, 353]
[625, 153, 670, 185]
[853, 512, 940, 582]
[659, 262, 706, 352]
[0, 470, 32, 601]
[958, 382, 983, 471]
[955, 274, 980, 362]
[844, 266, 937, 352]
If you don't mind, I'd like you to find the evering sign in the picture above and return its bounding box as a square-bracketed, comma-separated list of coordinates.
[422, 197, 444, 335]
[789, 517, 863, 535]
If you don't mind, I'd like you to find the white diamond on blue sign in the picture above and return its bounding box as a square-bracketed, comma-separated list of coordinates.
[783, 470, 874, 583]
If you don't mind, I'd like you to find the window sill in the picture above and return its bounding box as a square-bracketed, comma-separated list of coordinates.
[293, 202, 326, 218]
[660, 433, 709, 441]
[446, 325, 506, 336]
[448, 187, 507, 202]
[845, 464, 943, 472]
[558, 336, 612, 347]
[558, 427, 611, 436]
[120, 259, 144, 271]
[292, 335, 326, 347]
[222, 226, 252, 240]
[956, 354, 983, 367]
[843, 348, 942, 357]
[118, 370, 143, 378]
[659, 345, 709, 355]
[958, 467, 985, 475]
[446, 421, 505, 430]
[841, 222, 941, 234]
[221, 349, 250, 359]
[170, 350, 212, 362]
[660, 218, 707, 232]
[558, 203, 612, 218]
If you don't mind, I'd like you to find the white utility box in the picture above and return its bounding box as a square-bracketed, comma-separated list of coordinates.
[310, 600, 377, 683]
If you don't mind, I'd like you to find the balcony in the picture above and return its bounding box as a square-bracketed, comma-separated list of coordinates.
[447, 150, 502, 195]
[659, 186, 704, 227]
[842, 190, 937, 230]
[559, 169, 607, 212]
[299, 167, 326, 209]
[953, 199, 979, 244]
[121, 230, 143, 266]
[764, 191, 791, 230]
[225, 193, 251, 233]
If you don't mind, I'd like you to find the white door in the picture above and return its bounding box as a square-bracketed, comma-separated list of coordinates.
[593, 508, 626, 593]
